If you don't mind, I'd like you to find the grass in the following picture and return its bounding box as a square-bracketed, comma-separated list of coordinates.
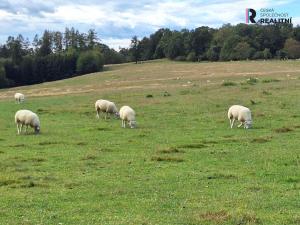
[262, 78, 280, 83]
[0, 59, 300, 224]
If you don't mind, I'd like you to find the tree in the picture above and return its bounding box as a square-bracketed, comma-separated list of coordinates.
[53, 31, 63, 53]
[263, 48, 272, 59]
[190, 26, 214, 57]
[38, 30, 52, 56]
[164, 31, 184, 59]
[0, 61, 9, 88]
[87, 29, 98, 49]
[0, 44, 9, 58]
[6, 36, 23, 64]
[76, 50, 104, 74]
[130, 36, 141, 63]
[283, 38, 300, 59]
[232, 42, 255, 60]
[32, 34, 41, 53]
[219, 35, 241, 60]
[139, 37, 152, 60]
[293, 26, 300, 41]
[206, 45, 220, 61]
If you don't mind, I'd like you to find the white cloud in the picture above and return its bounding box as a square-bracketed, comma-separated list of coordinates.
[292, 17, 300, 26]
[102, 38, 131, 50]
[0, 0, 298, 49]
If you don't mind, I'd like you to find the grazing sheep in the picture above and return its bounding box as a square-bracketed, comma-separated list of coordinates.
[228, 105, 252, 129]
[95, 99, 119, 120]
[15, 110, 40, 134]
[119, 106, 136, 128]
[14, 93, 25, 103]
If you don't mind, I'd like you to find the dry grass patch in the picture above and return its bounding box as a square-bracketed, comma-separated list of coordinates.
[234, 213, 261, 224]
[198, 210, 231, 223]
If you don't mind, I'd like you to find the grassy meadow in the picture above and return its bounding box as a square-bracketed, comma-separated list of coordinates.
[0, 59, 299, 224]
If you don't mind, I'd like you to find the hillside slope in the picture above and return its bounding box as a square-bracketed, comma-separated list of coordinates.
[0, 60, 299, 225]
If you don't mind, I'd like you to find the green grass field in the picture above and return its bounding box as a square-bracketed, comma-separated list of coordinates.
[0, 60, 299, 225]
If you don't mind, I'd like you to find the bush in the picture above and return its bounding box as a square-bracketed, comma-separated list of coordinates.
[252, 51, 264, 59]
[283, 38, 300, 59]
[186, 52, 197, 62]
[76, 50, 104, 74]
[246, 77, 259, 85]
[174, 56, 186, 61]
[263, 48, 272, 59]
[206, 46, 220, 61]
[262, 78, 280, 83]
[232, 42, 255, 60]
[275, 50, 287, 59]
[222, 81, 237, 86]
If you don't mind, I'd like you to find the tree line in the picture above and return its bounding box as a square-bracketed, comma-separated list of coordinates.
[1, 23, 300, 88]
[128, 23, 300, 63]
[0, 28, 128, 88]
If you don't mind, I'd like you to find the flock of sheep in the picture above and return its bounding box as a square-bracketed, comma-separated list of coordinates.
[13, 92, 252, 135]
[14, 93, 137, 134]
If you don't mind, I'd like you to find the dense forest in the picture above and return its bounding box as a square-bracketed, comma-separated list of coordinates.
[0, 28, 128, 88]
[1, 23, 300, 88]
[131, 23, 300, 62]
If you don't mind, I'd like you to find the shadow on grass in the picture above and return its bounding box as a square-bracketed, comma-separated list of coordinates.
[178, 143, 207, 149]
[157, 147, 185, 154]
[151, 156, 184, 162]
[38, 141, 63, 146]
[9, 144, 27, 147]
[274, 127, 294, 133]
[251, 137, 272, 143]
[207, 173, 237, 180]
[81, 154, 97, 160]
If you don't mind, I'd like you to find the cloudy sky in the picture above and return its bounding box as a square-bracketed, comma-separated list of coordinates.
[0, 0, 299, 50]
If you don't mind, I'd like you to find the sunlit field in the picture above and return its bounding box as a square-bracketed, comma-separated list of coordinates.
[0, 60, 299, 225]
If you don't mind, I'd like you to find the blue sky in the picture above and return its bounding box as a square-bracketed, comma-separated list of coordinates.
[0, 0, 299, 50]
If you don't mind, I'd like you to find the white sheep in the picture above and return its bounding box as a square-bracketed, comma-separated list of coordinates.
[15, 110, 40, 134]
[119, 106, 136, 128]
[228, 105, 252, 129]
[95, 99, 119, 120]
[14, 93, 25, 103]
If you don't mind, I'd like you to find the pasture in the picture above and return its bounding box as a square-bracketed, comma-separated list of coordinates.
[0, 60, 299, 224]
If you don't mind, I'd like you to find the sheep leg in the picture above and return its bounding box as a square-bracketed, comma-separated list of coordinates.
[25, 125, 28, 133]
[237, 122, 243, 128]
[230, 119, 235, 128]
[96, 110, 100, 119]
[20, 124, 23, 134]
[17, 124, 20, 134]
